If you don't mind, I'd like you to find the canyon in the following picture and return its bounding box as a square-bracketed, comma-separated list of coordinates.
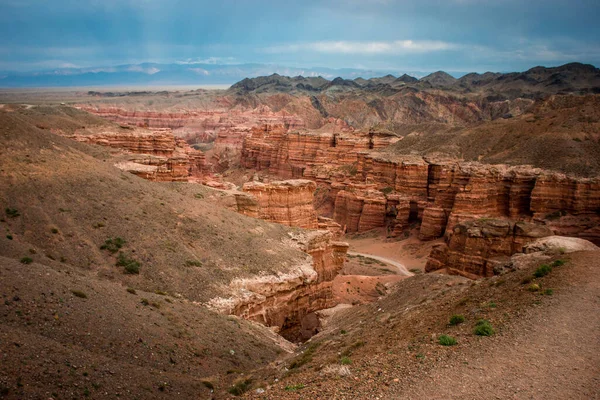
[1, 64, 600, 399]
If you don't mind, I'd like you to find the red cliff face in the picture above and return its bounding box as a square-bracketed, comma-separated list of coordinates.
[65, 127, 208, 182]
[237, 180, 319, 230]
[206, 230, 349, 340]
[425, 219, 553, 278]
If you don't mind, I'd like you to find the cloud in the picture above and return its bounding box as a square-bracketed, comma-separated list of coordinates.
[127, 65, 160, 74]
[263, 40, 458, 55]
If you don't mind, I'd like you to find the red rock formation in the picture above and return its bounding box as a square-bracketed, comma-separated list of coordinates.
[426, 219, 553, 278]
[237, 180, 318, 229]
[64, 126, 208, 182]
[206, 230, 349, 340]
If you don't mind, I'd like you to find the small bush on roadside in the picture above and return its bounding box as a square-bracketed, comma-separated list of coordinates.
[449, 315, 465, 326]
[551, 259, 565, 267]
[474, 319, 495, 336]
[438, 335, 457, 346]
[20, 257, 33, 264]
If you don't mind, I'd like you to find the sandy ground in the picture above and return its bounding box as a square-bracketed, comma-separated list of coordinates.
[345, 228, 443, 272]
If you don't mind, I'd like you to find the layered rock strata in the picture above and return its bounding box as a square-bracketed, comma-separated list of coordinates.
[425, 219, 553, 278]
[236, 180, 319, 229]
[206, 231, 349, 340]
[65, 127, 208, 181]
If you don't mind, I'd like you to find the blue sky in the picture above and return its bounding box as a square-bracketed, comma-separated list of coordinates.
[1, 0, 599, 73]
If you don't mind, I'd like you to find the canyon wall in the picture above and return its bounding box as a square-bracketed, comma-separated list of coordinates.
[239, 127, 600, 250]
[425, 219, 553, 278]
[206, 230, 349, 340]
[236, 180, 319, 229]
[65, 127, 208, 181]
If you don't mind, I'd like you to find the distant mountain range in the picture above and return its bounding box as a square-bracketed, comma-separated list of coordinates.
[0, 63, 442, 88]
[229, 63, 600, 99]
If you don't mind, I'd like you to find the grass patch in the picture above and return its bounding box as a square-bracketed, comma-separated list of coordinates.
[289, 342, 320, 369]
[228, 378, 252, 396]
[533, 264, 552, 278]
[449, 314, 465, 326]
[340, 356, 352, 365]
[116, 252, 140, 274]
[474, 319, 495, 336]
[71, 290, 87, 299]
[20, 257, 33, 264]
[100, 237, 126, 254]
[285, 384, 305, 392]
[185, 260, 202, 267]
[438, 335, 457, 346]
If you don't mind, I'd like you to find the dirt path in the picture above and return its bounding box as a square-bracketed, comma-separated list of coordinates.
[397, 250, 600, 399]
[347, 252, 413, 276]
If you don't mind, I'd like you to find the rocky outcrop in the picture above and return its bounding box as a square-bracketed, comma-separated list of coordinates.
[206, 230, 349, 340]
[425, 219, 553, 278]
[65, 126, 208, 181]
[236, 180, 318, 229]
[241, 126, 400, 178]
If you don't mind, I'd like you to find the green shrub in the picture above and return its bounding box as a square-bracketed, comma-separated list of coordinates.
[51, 228, 59, 234]
[100, 237, 126, 254]
[5, 208, 20, 218]
[551, 259, 565, 267]
[140, 298, 149, 306]
[449, 315, 465, 326]
[534, 264, 552, 278]
[438, 335, 457, 346]
[474, 319, 495, 336]
[380, 187, 393, 195]
[71, 290, 87, 299]
[126, 288, 137, 295]
[228, 379, 252, 396]
[116, 252, 140, 274]
[285, 384, 305, 391]
[6, 234, 13, 240]
[543, 288, 554, 296]
[20, 257, 33, 264]
[340, 356, 352, 365]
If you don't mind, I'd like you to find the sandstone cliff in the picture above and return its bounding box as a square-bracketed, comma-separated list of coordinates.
[206, 230, 349, 340]
[425, 219, 553, 278]
[236, 180, 319, 229]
